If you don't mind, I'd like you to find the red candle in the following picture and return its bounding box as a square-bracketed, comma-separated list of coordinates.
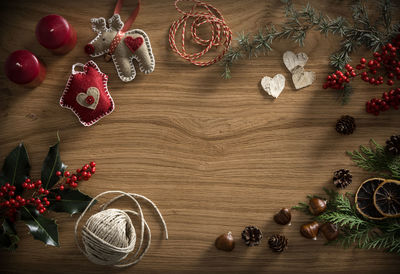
[4, 50, 46, 87]
[35, 14, 77, 54]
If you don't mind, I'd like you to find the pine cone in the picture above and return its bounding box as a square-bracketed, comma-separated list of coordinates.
[333, 169, 352, 189]
[241, 226, 262, 246]
[385, 135, 400, 156]
[335, 115, 356, 135]
[268, 234, 288, 253]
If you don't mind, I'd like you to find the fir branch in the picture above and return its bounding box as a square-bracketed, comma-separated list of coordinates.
[221, 0, 399, 104]
[347, 139, 400, 179]
[295, 188, 400, 254]
[292, 202, 312, 215]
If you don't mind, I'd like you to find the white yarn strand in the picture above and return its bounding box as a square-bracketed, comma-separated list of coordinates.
[74, 191, 168, 268]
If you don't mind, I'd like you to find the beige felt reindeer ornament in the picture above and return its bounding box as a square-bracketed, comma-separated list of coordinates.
[84, 0, 154, 82]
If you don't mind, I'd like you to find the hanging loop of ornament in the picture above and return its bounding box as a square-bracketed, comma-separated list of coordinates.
[72, 63, 85, 74]
[169, 0, 232, 66]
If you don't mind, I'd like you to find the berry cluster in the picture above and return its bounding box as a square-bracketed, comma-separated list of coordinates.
[366, 88, 400, 115]
[0, 161, 96, 222]
[56, 161, 96, 191]
[323, 34, 400, 115]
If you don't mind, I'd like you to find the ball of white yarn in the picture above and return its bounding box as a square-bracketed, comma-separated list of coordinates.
[82, 209, 136, 265]
[75, 191, 168, 268]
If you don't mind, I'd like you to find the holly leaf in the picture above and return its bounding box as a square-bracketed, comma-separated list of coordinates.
[41, 140, 66, 190]
[0, 219, 19, 250]
[20, 206, 59, 247]
[48, 189, 95, 215]
[0, 143, 30, 193]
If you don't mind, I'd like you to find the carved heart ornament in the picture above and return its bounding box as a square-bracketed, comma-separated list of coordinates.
[283, 51, 309, 72]
[60, 61, 114, 126]
[261, 74, 286, 98]
[283, 51, 316, 90]
[291, 66, 316, 90]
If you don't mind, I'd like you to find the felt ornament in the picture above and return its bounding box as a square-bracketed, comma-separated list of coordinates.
[283, 51, 316, 90]
[84, 0, 155, 82]
[261, 74, 286, 98]
[60, 60, 114, 126]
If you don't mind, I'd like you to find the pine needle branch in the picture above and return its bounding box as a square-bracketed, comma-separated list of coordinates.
[347, 139, 400, 179]
[221, 0, 399, 103]
[294, 188, 400, 254]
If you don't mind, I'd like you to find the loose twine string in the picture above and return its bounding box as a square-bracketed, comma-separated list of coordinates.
[169, 0, 232, 66]
[74, 191, 168, 268]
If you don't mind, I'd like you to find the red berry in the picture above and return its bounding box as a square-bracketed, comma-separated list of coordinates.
[388, 80, 394, 86]
[56, 171, 62, 176]
[71, 175, 77, 181]
[64, 171, 71, 177]
[76, 169, 81, 173]
[368, 60, 375, 67]
[56, 195, 61, 201]
[25, 178, 31, 183]
[45, 190, 49, 195]
[8, 191, 14, 197]
[91, 167, 96, 173]
[90, 162, 96, 167]
[360, 58, 366, 64]
[59, 185, 65, 191]
[39, 209, 44, 214]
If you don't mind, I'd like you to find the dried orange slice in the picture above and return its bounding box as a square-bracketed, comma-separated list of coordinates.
[355, 178, 386, 220]
[373, 179, 400, 218]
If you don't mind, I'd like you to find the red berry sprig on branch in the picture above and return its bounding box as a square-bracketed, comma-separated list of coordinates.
[323, 34, 400, 115]
[55, 161, 96, 191]
[0, 161, 96, 222]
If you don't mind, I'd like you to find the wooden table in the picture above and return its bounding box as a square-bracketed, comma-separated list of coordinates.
[1, 0, 399, 273]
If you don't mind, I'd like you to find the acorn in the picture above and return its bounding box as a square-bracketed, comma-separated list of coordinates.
[320, 223, 339, 241]
[273, 208, 292, 225]
[300, 221, 319, 240]
[309, 197, 327, 216]
[215, 232, 235, 251]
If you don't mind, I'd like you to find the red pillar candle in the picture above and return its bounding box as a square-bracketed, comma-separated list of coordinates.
[4, 50, 46, 87]
[35, 14, 77, 54]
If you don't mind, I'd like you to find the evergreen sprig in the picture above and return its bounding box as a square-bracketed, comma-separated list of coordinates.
[222, 0, 399, 103]
[294, 188, 400, 254]
[347, 139, 400, 180]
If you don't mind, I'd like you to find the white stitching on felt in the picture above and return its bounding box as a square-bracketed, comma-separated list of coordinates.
[88, 15, 155, 82]
[59, 60, 115, 126]
[112, 29, 155, 82]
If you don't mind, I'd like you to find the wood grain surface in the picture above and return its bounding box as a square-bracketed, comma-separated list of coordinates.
[1, 0, 400, 273]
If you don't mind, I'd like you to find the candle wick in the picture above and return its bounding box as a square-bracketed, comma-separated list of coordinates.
[16, 62, 22, 68]
[50, 28, 54, 32]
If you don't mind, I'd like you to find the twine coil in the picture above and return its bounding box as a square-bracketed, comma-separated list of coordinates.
[169, 0, 232, 66]
[74, 191, 168, 268]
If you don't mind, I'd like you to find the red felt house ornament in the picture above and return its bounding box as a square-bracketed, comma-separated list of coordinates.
[60, 60, 114, 126]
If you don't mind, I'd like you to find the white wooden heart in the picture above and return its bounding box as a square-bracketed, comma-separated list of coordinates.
[76, 87, 100, 110]
[261, 74, 286, 98]
[291, 66, 316, 90]
[283, 51, 309, 72]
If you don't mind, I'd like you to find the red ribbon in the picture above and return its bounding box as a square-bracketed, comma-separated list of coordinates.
[108, 0, 141, 56]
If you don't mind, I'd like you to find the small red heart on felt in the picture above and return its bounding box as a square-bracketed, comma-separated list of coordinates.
[124, 36, 144, 53]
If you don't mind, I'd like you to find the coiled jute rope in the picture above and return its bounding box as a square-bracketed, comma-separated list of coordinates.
[74, 191, 168, 268]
